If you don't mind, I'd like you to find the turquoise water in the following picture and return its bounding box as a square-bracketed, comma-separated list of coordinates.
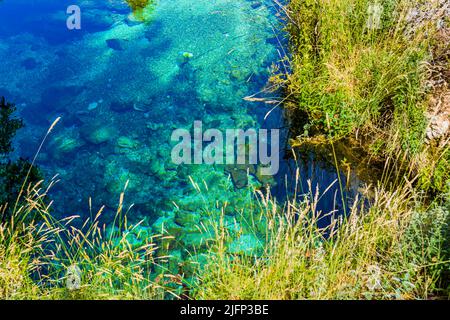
[0, 1, 355, 266]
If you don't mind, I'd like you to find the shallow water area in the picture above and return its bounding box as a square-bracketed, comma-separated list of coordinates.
[0, 0, 358, 268]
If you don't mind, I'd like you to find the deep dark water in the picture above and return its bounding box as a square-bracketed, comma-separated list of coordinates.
[0, 0, 358, 252]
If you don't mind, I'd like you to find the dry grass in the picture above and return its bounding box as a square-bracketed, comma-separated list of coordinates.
[0, 176, 178, 300]
[191, 168, 449, 299]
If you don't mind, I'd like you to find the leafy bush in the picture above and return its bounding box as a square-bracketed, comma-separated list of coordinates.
[0, 97, 23, 156]
[0, 97, 43, 225]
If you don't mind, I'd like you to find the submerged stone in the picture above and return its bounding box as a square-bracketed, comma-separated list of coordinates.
[175, 211, 201, 226]
[180, 231, 214, 249]
[106, 38, 126, 51]
[125, 13, 143, 26]
[152, 216, 183, 236]
[21, 57, 38, 70]
[50, 127, 85, 157]
[183, 253, 209, 275]
[54, 136, 84, 154]
[117, 136, 139, 149]
[87, 102, 98, 110]
[255, 165, 276, 186]
[81, 125, 116, 145]
[177, 51, 194, 66]
[225, 164, 256, 189]
[228, 234, 263, 256]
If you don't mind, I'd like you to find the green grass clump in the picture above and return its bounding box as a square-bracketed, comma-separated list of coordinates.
[0, 178, 176, 300]
[191, 176, 450, 299]
[272, 0, 449, 195]
[277, 0, 437, 156]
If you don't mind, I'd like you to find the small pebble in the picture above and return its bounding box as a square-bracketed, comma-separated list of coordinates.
[88, 102, 98, 110]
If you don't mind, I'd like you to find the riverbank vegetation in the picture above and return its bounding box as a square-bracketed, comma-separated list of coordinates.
[272, 0, 449, 194]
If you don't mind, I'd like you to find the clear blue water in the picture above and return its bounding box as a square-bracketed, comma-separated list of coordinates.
[0, 1, 356, 253]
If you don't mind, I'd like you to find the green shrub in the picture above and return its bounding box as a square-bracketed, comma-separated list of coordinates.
[0, 97, 43, 225]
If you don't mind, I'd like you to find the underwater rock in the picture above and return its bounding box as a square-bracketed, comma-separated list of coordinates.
[149, 160, 166, 177]
[125, 13, 143, 27]
[87, 127, 114, 144]
[104, 162, 142, 201]
[134, 225, 153, 240]
[21, 57, 38, 70]
[152, 216, 183, 236]
[183, 253, 209, 276]
[117, 136, 139, 149]
[50, 128, 85, 155]
[120, 232, 140, 248]
[176, 51, 194, 66]
[175, 211, 201, 226]
[177, 196, 203, 213]
[229, 67, 251, 83]
[225, 163, 256, 189]
[255, 165, 276, 186]
[180, 231, 214, 250]
[118, 226, 154, 248]
[167, 249, 183, 274]
[81, 124, 116, 145]
[146, 122, 165, 131]
[228, 234, 263, 256]
[87, 102, 98, 110]
[230, 69, 242, 80]
[222, 215, 241, 233]
[119, 146, 155, 170]
[106, 38, 126, 51]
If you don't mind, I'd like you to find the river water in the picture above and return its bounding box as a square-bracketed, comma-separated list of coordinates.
[0, 0, 354, 263]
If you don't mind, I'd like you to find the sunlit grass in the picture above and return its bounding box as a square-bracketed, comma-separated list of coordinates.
[0, 176, 178, 300]
[191, 171, 449, 299]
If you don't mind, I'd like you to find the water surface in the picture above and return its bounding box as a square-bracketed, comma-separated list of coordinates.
[0, 0, 356, 258]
